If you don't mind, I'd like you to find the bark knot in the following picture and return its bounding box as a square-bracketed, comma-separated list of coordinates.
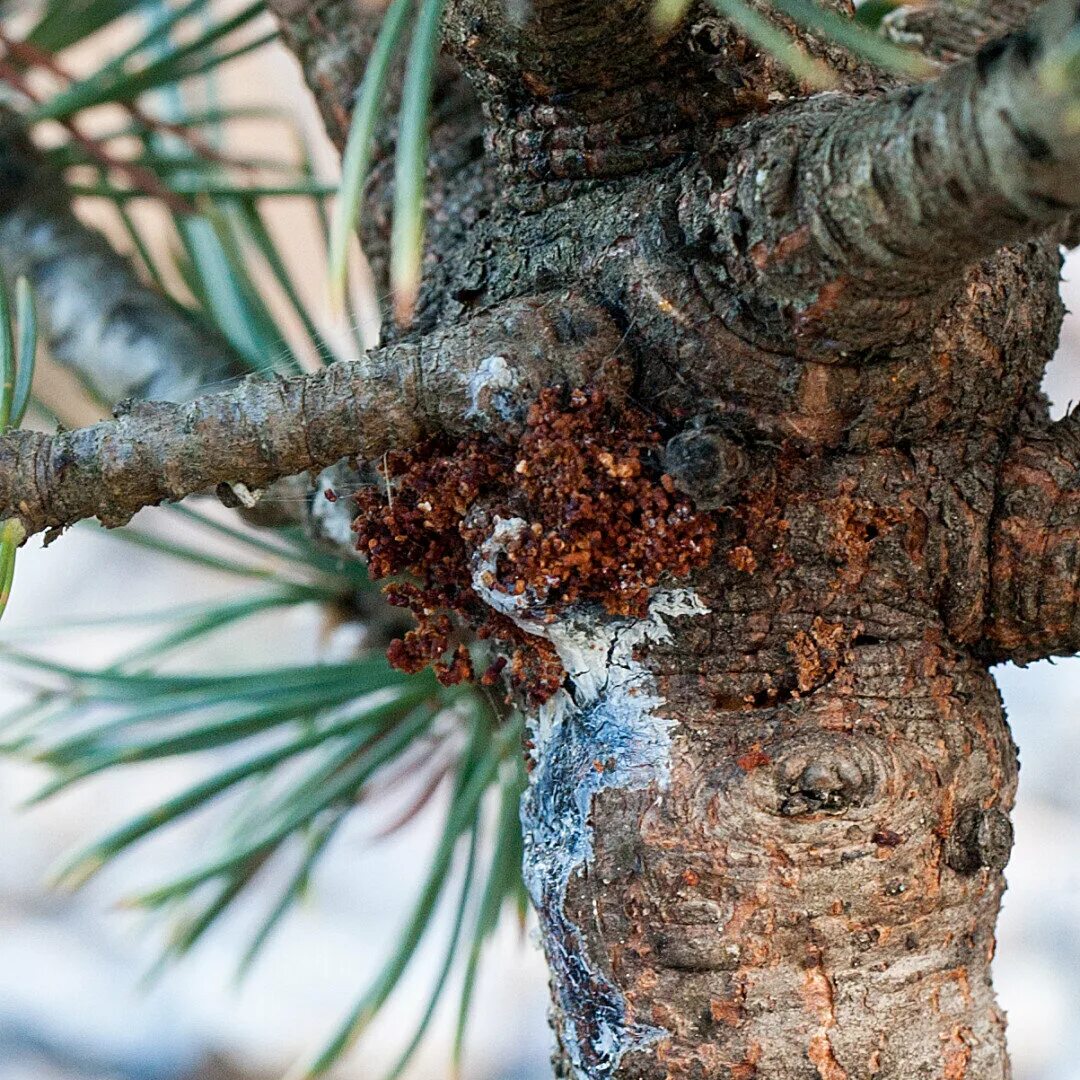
[944, 805, 1013, 873]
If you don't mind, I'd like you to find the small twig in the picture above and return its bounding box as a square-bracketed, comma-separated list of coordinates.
[0, 294, 628, 541]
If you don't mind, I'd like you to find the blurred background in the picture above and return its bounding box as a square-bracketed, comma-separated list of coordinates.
[0, 3, 1078, 1080]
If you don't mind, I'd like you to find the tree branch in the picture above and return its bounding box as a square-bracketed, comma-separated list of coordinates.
[883, 0, 1044, 62]
[682, 0, 1080, 351]
[0, 108, 355, 542]
[0, 109, 247, 404]
[984, 413, 1080, 663]
[444, 0, 675, 95]
[0, 295, 624, 540]
[441, 0, 882, 193]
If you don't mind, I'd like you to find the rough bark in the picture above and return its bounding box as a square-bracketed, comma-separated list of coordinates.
[984, 411, 1080, 663]
[7, 0, 1080, 1075]
[0, 294, 623, 537]
[437, 2, 1068, 1075]
[884, 0, 1045, 61]
[684, 0, 1080, 351]
[514, 425, 1031, 1076]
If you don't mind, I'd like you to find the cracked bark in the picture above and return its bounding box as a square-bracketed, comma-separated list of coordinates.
[984, 411, 1080, 662]
[883, 0, 1045, 61]
[5, 0, 1080, 1074]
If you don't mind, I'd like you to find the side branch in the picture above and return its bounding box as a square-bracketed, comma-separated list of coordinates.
[683, 0, 1080, 348]
[444, 0, 673, 95]
[883, 0, 1044, 62]
[0, 296, 624, 540]
[984, 414, 1080, 663]
[0, 109, 246, 403]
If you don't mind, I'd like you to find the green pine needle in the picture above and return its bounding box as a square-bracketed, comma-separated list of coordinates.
[769, 0, 932, 76]
[128, 699, 443, 908]
[0, 282, 13, 434]
[453, 758, 525, 1074]
[693, 0, 929, 82]
[298, 713, 518, 1079]
[11, 277, 36, 429]
[381, 825, 480, 1080]
[235, 808, 349, 981]
[27, 0, 182, 55]
[652, 0, 694, 32]
[0, 273, 37, 623]
[237, 198, 340, 366]
[390, 0, 446, 327]
[328, 0, 414, 310]
[48, 688, 433, 889]
[28, 1, 270, 122]
[709, 0, 837, 87]
[0, 520, 22, 621]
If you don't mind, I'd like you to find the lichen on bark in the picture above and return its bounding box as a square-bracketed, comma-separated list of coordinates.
[508, 590, 712, 1077]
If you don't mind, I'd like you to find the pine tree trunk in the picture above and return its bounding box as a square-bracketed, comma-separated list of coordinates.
[12, 0, 1080, 1075]
[263, 4, 1073, 1073]
[501, 236, 1061, 1075]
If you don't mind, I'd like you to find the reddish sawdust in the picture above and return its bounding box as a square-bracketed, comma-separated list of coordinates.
[353, 386, 717, 704]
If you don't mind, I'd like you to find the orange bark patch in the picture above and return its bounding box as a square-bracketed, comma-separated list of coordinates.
[827, 493, 905, 584]
[950, 968, 973, 1007]
[750, 224, 811, 269]
[709, 993, 744, 1026]
[943, 1027, 973, 1079]
[808, 1034, 849, 1080]
[728, 544, 758, 573]
[801, 962, 836, 1021]
[794, 277, 851, 332]
[736, 744, 772, 771]
[787, 616, 851, 693]
[729, 1041, 763, 1080]
[802, 953, 847, 1078]
[521, 70, 554, 96]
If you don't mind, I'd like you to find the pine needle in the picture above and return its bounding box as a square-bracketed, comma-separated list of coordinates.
[652, 0, 694, 32]
[390, 0, 446, 327]
[328, 0, 414, 310]
[709, 0, 837, 88]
